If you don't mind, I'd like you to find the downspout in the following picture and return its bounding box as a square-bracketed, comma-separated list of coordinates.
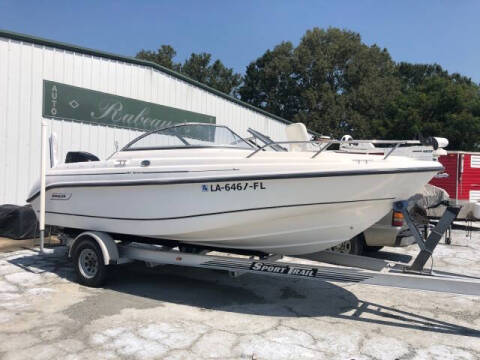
[455, 154, 459, 206]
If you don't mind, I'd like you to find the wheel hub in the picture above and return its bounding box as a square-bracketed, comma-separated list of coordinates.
[79, 248, 98, 279]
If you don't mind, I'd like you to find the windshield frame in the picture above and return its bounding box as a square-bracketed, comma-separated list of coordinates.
[121, 122, 255, 152]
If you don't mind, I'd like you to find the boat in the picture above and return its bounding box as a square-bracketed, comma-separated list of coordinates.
[27, 122, 443, 255]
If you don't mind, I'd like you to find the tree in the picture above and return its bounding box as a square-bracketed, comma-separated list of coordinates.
[182, 53, 242, 94]
[137, 30, 480, 150]
[136, 47, 241, 95]
[238, 27, 400, 138]
[395, 62, 472, 89]
[136, 45, 181, 71]
[386, 64, 480, 150]
[237, 42, 299, 120]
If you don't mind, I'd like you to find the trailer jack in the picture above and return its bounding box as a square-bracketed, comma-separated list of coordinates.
[393, 201, 461, 273]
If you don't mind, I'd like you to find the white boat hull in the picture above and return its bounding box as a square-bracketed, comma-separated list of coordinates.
[29, 161, 439, 254]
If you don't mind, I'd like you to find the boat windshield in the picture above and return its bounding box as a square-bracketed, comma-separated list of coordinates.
[123, 123, 253, 151]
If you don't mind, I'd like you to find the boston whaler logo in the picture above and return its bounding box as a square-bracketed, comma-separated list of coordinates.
[51, 192, 72, 200]
[250, 262, 317, 278]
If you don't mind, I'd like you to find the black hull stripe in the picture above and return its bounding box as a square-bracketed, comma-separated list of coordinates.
[44, 197, 394, 221]
[26, 166, 441, 202]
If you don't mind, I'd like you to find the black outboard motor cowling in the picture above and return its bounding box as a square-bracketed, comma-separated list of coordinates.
[65, 151, 100, 163]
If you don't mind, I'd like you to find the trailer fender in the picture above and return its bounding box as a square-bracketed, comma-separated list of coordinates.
[69, 231, 119, 265]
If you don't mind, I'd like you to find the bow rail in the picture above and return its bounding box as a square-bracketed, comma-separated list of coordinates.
[246, 139, 422, 159]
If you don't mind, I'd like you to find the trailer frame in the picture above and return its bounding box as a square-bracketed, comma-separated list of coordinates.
[54, 201, 480, 296]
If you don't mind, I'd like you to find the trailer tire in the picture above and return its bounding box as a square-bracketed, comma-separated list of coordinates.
[73, 237, 107, 287]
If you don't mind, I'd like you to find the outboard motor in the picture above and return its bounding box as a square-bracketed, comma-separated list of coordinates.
[420, 136, 449, 150]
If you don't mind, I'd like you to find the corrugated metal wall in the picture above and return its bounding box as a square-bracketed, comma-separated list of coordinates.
[0, 37, 289, 205]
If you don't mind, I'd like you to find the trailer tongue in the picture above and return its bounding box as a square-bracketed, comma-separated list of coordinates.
[110, 240, 480, 296]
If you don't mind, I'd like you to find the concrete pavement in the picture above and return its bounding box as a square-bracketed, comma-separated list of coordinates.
[0, 229, 479, 359]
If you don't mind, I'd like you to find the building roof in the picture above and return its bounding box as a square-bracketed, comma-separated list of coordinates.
[0, 29, 292, 125]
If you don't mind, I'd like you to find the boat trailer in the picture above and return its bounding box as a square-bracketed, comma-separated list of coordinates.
[34, 119, 480, 296]
[40, 200, 480, 296]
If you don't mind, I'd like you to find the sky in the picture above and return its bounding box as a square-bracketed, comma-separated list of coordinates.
[1, 1, 479, 83]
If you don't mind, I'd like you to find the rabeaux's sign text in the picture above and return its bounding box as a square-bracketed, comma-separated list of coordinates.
[42, 80, 215, 131]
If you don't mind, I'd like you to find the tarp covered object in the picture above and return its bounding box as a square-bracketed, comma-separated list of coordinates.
[0, 204, 38, 240]
[408, 184, 450, 224]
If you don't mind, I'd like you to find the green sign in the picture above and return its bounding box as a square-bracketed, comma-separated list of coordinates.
[42, 80, 215, 131]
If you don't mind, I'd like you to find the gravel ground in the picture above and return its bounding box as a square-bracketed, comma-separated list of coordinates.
[0, 229, 479, 360]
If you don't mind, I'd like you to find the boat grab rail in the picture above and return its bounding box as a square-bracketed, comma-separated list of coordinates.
[246, 139, 422, 159]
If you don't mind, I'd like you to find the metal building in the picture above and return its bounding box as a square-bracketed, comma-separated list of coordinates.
[0, 30, 291, 206]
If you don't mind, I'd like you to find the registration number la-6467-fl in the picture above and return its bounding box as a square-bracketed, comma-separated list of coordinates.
[202, 181, 266, 192]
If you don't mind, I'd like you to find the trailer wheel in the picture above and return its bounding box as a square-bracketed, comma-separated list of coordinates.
[73, 237, 107, 287]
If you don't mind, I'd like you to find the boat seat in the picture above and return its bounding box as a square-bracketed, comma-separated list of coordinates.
[285, 123, 310, 152]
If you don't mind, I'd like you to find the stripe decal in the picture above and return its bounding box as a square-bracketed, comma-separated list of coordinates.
[201, 260, 373, 282]
[26, 166, 441, 202]
[47, 168, 240, 177]
[44, 197, 394, 221]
